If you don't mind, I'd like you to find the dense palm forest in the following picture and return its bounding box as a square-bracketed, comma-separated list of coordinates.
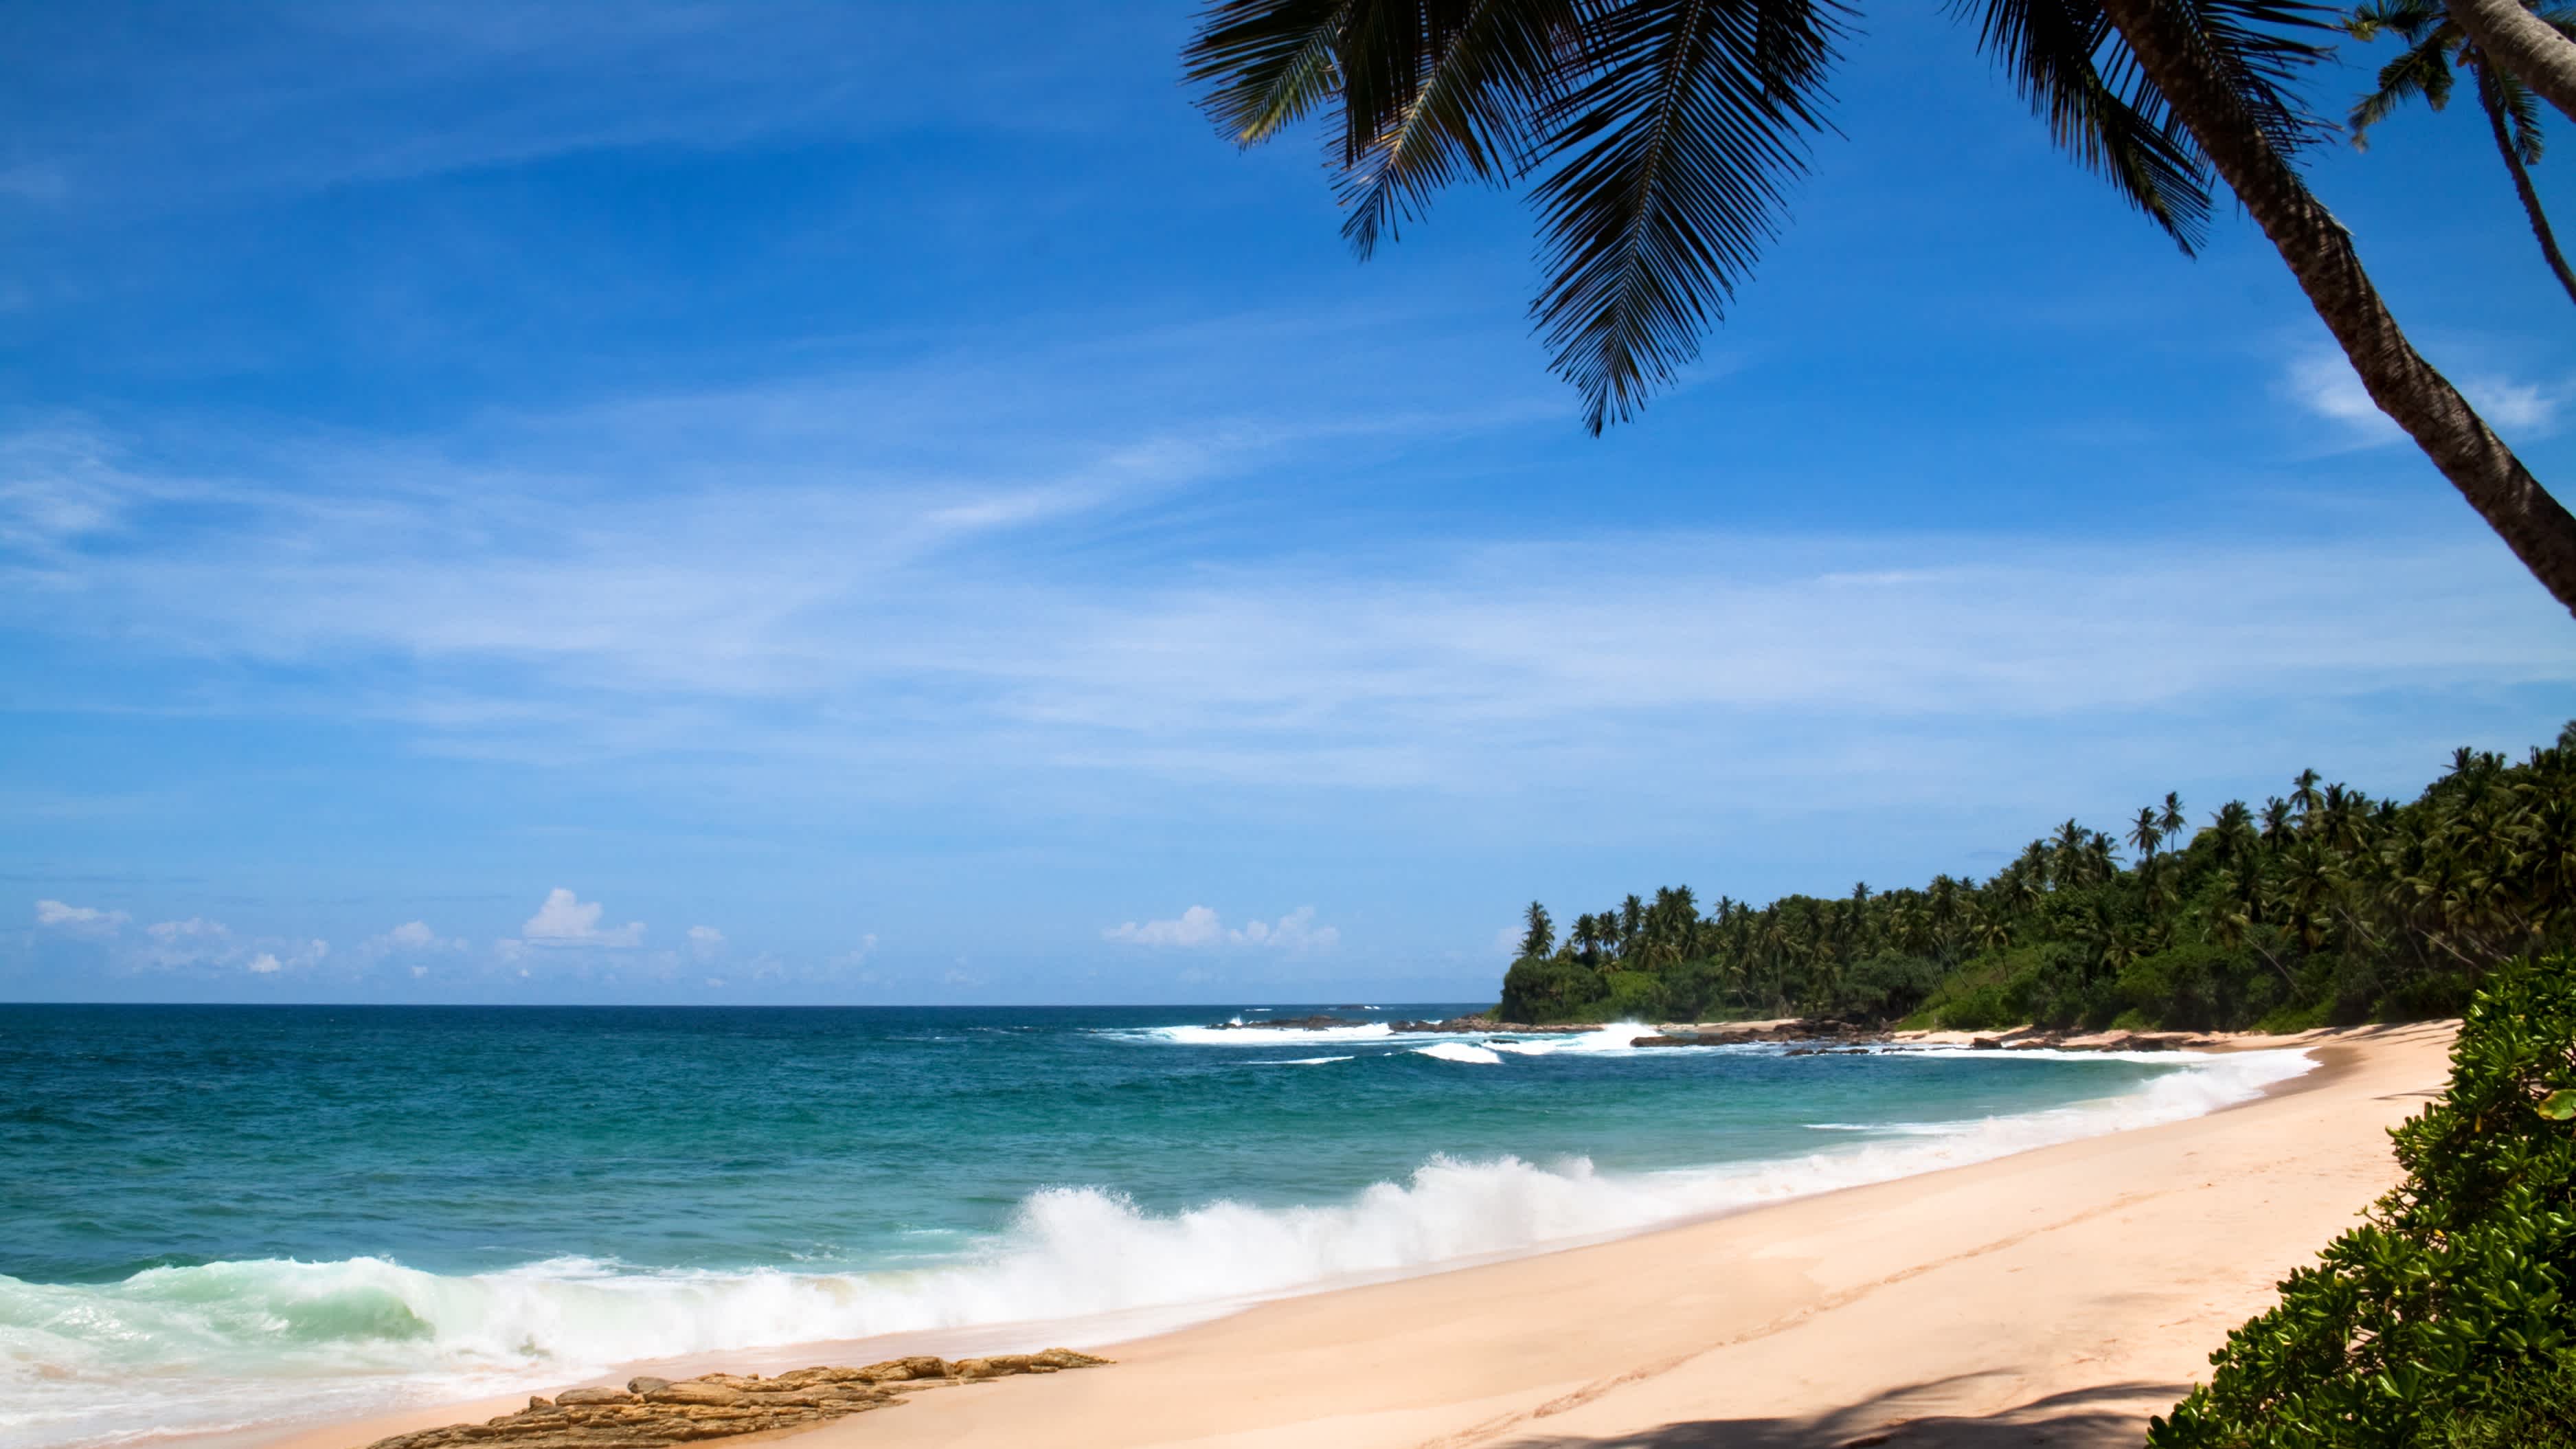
[1498, 725, 2576, 1031]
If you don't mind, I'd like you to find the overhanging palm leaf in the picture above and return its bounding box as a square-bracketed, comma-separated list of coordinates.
[1529, 0, 1846, 432]
[1181, 0, 2576, 617]
[2502, 63, 2548, 157]
[2338, 0, 2576, 303]
[1963, 0, 2216, 249]
[1336, 0, 1582, 257]
[2352, 32, 2458, 142]
[1186, 0, 2320, 430]
[1186, 0, 1355, 144]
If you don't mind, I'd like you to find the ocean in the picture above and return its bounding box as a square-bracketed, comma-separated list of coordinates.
[0, 1004, 2312, 1449]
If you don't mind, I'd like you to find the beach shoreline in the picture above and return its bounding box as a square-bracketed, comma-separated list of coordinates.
[244, 1019, 2453, 1449]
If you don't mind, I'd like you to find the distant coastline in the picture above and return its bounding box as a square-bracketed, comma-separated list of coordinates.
[1497, 725, 2575, 1035]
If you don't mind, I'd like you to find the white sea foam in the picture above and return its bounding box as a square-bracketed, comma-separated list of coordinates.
[1252, 1055, 1355, 1066]
[1412, 1042, 1502, 1065]
[1486, 1022, 1656, 1056]
[0, 1045, 2314, 1449]
[1132, 1022, 1395, 1047]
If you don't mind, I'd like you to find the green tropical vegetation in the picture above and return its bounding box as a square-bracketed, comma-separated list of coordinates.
[1182, 0, 2576, 616]
[2342, 0, 2576, 308]
[2147, 953, 2576, 1447]
[1494, 724, 2576, 1030]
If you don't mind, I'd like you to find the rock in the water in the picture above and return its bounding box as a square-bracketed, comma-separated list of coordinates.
[361, 1353, 1111, 1449]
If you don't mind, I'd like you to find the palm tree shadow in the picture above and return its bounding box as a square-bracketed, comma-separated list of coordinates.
[1506, 1375, 2190, 1448]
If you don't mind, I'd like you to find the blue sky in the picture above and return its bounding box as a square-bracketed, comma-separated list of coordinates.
[4, 1, 2571, 1004]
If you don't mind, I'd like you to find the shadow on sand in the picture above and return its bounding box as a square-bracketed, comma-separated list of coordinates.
[1507, 1375, 2191, 1448]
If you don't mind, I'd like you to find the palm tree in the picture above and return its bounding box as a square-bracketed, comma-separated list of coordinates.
[2292, 767, 2327, 824]
[2259, 795, 2295, 845]
[2130, 805, 2167, 862]
[2211, 799, 2259, 867]
[1519, 899, 1557, 958]
[2159, 791, 2189, 846]
[1184, 0, 2576, 615]
[2346, 0, 2576, 306]
[2446, 0, 2576, 123]
[2050, 818, 2090, 885]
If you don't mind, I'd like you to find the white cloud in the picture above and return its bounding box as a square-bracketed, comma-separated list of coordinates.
[686, 924, 726, 961]
[370, 919, 464, 954]
[147, 917, 228, 941]
[35, 899, 127, 932]
[1104, 906, 1338, 952]
[2470, 377, 2560, 433]
[1105, 905, 1224, 947]
[520, 888, 644, 947]
[247, 953, 282, 974]
[2287, 349, 2560, 445]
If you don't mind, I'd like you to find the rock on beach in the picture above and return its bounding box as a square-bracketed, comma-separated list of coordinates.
[357, 1351, 1110, 1449]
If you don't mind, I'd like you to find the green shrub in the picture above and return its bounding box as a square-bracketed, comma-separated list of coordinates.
[2426, 1356, 2576, 1446]
[1657, 958, 1733, 1021]
[1497, 956, 1607, 1022]
[2149, 955, 2576, 1448]
[1598, 969, 1667, 1021]
[1833, 951, 1943, 1023]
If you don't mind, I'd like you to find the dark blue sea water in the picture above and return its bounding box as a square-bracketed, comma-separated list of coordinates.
[0, 1004, 2311, 1448]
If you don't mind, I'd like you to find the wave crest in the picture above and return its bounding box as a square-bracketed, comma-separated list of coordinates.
[0, 1046, 2313, 1449]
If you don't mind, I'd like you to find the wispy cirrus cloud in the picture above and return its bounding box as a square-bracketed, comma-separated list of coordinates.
[4, 393, 2568, 818]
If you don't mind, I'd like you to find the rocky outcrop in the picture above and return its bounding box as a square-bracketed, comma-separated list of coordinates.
[361, 1351, 1109, 1449]
[1629, 1020, 1885, 1048]
[1629, 1021, 2219, 1052]
[1390, 1016, 1592, 1035]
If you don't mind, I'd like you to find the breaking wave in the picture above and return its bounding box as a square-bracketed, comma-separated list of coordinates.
[0, 1045, 2312, 1449]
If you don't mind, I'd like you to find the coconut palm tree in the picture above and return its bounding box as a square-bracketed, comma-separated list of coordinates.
[2131, 805, 2167, 862]
[2345, 0, 2576, 305]
[2050, 818, 2091, 884]
[1183, 0, 2576, 615]
[2211, 799, 2259, 867]
[2446, 0, 2576, 123]
[1519, 899, 1557, 958]
[2159, 791, 2189, 846]
[2292, 767, 2327, 823]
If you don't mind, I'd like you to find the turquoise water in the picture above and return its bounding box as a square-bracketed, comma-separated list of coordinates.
[0, 1004, 2310, 1448]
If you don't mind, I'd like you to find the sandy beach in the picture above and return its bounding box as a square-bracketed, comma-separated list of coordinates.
[266, 1020, 2456, 1449]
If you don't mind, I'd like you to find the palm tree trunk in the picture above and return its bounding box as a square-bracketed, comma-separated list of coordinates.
[2448, 0, 2576, 125]
[2093, 0, 2576, 620]
[2479, 64, 2576, 308]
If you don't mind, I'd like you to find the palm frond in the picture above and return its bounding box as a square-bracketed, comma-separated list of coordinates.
[2496, 63, 2547, 162]
[1526, 0, 1848, 434]
[1338, 0, 1583, 257]
[2164, 0, 2338, 158]
[2351, 32, 2456, 144]
[1185, 0, 1356, 144]
[1963, 0, 2216, 250]
[2342, 0, 2445, 43]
